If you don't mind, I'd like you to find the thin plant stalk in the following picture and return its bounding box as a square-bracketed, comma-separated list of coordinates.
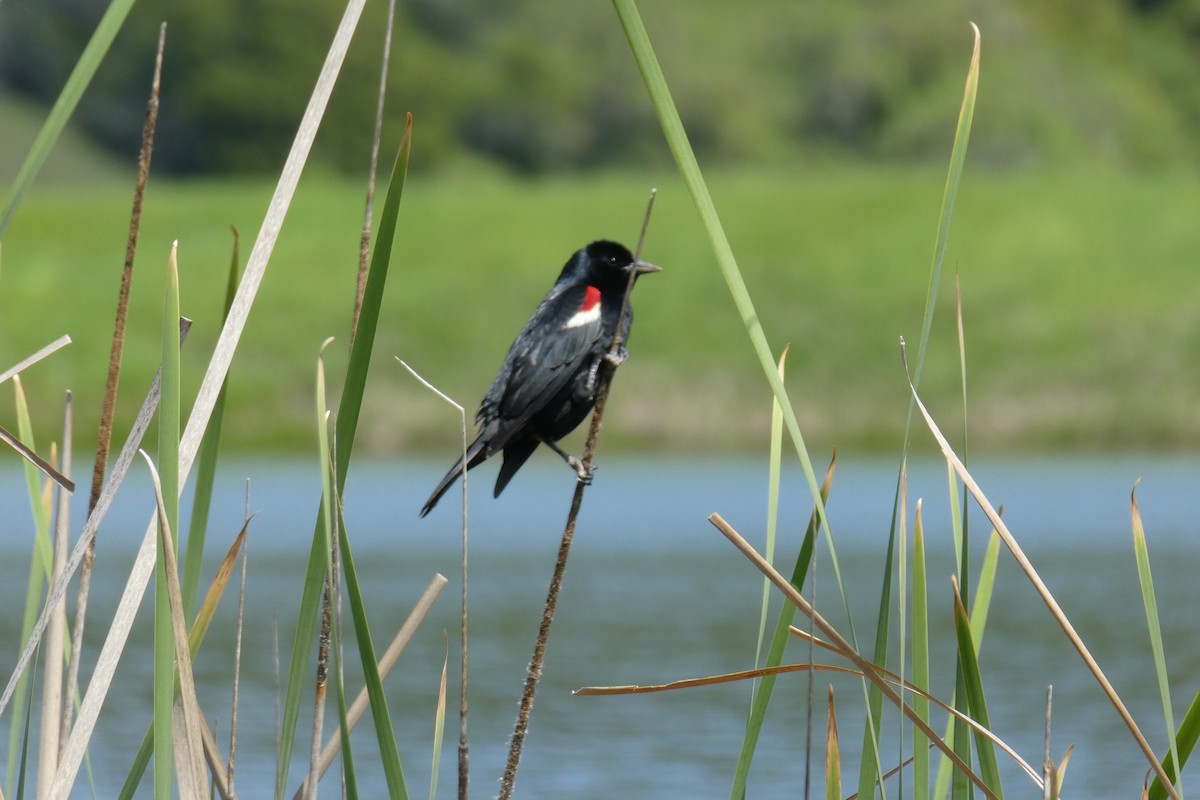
[431, 635, 450, 800]
[709, 512, 998, 799]
[826, 685, 841, 800]
[182, 228, 241, 618]
[497, 190, 656, 800]
[0, 337, 73, 389]
[141, 453, 208, 799]
[153, 243, 182, 799]
[353, 0, 398, 341]
[7, 376, 54, 795]
[117, 518, 249, 800]
[0, 320, 191, 728]
[903, 352, 1181, 799]
[610, 6, 901, 789]
[752, 348, 788, 675]
[0, 0, 138, 236]
[951, 577, 1002, 796]
[1148, 690, 1200, 800]
[30, 3, 372, 793]
[291, 574, 448, 800]
[397, 359, 470, 800]
[1131, 490, 1183, 798]
[860, 28, 982, 800]
[307, 571, 334, 800]
[38, 396, 72, 800]
[308, 344, 337, 800]
[275, 116, 411, 800]
[77, 22, 165, 651]
[612, 0, 836, 593]
[333, 485, 407, 799]
[228, 494, 250, 790]
[729, 451, 834, 798]
[912, 500, 930, 800]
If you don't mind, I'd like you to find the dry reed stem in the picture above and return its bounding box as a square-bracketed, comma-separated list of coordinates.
[36, 4, 369, 791]
[306, 527, 341, 800]
[709, 512, 1000, 800]
[198, 713, 235, 799]
[397, 358, 471, 798]
[170, 706, 205, 800]
[902, 344, 1181, 800]
[826, 684, 841, 798]
[45, 316, 240, 793]
[38, 398, 71, 800]
[0, 335, 73, 386]
[0, 319, 190, 722]
[0, 422, 73, 493]
[88, 19, 163, 513]
[1043, 686, 1053, 800]
[497, 191, 657, 800]
[291, 573, 448, 799]
[143, 450, 208, 799]
[574, 635, 1037, 782]
[228, 485, 251, 789]
[65, 24, 165, 749]
[352, 0, 397, 342]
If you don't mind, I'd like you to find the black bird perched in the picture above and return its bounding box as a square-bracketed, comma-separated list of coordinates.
[420, 240, 659, 517]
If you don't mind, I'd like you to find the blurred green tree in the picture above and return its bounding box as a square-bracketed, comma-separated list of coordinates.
[2, 0, 1199, 175]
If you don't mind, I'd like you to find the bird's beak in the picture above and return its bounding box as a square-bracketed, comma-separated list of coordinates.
[632, 259, 661, 275]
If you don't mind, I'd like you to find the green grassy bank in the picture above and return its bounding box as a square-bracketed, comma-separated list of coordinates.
[3, 163, 1198, 455]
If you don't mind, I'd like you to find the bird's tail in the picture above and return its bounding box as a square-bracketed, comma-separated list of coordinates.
[420, 435, 489, 517]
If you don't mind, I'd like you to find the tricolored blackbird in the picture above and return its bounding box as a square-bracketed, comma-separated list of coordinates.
[420, 240, 659, 516]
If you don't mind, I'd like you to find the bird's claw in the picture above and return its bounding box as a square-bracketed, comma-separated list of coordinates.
[569, 457, 596, 485]
[603, 347, 628, 368]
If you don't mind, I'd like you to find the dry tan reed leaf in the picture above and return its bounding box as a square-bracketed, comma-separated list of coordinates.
[292, 573, 449, 799]
[0, 320, 191, 723]
[38, 395, 72, 796]
[826, 684, 841, 798]
[0, 422, 74, 492]
[905, 358, 1180, 800]
[710, 511, 999, 800]
[0, 335, 72, 386]
[143, 451, 208, 799]
[42, 0, 371, 790]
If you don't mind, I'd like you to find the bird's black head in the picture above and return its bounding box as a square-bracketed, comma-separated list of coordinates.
[560, 240, 661, 291]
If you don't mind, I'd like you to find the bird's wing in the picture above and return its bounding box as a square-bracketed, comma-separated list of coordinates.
[483, 286, 604, 454]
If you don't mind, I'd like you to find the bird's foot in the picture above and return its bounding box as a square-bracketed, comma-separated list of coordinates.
[568, 456, 596, 485]
[541, 436, 596, 485]
[603, 346, 629, 368]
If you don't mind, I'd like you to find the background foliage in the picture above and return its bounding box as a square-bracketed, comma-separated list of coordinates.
[3, 0, 1200, 175]
[2, 0, 1200, 455]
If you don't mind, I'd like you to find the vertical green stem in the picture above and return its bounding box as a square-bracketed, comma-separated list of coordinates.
[154, 245, 181, 798]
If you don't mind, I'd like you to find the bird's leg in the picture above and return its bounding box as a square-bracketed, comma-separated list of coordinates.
[584, 345, 628, 399]
[539, 436, 595, 484]
[583, 359, 602, 399]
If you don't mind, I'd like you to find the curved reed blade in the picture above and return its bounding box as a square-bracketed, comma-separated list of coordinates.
[291, 575, 448, 800]
[275, 115, 411, 800]
[0, 320, 191, 730]
[0, 0, 138, 236]
[951, 576, 1003, 797]
[826, 685, 841, 800]
[141, 452, 207, 800]
[710, 511, 999, 799]
[904, 358, 1181, 800]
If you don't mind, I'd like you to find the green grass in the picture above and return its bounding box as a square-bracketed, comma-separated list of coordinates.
[0, 90, 130, 189]
[3, 163, 1199, 454]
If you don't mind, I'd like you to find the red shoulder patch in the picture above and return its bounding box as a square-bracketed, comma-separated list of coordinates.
[581, 285, 601, 312]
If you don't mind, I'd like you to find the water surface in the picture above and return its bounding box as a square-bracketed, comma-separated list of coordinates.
[2, 453, 1198, 797]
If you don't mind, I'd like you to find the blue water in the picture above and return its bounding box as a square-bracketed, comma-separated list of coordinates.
[3, 453, 1199, 798]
